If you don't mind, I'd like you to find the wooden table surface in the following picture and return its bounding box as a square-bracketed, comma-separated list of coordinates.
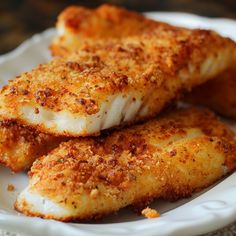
[0, 0, 235, 54]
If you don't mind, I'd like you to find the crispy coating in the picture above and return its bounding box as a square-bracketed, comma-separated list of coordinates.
[185, 67, 236, 119]
[0, 120, 65, 172]
[50, 4, 169, 57]
[52, 4, 236, 123]
[141, 207, 160, 219]
[15, 107, 236, 221]
[0, 29, 235, 136]
[50, 4, 235, 60]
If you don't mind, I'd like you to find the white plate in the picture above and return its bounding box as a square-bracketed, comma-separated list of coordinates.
[0, 12, 236, 236]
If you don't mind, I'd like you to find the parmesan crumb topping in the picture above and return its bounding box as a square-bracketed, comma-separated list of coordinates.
[141, 207, 160, 219]
[7, 184, 15, 192]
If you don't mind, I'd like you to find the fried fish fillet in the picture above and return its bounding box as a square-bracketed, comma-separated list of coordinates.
[0, 30, 235, 136]
[52, 4, 236, 121]
[185, 67, 236, 119]
[50, 5, 236, 58]
[0, 120, 64, 172]
[50, 4, 170, 57]
[15, 107, 236, 221]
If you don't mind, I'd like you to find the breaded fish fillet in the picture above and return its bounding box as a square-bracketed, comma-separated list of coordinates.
[52, 4, 236, 121]
[15, 107, 236, 221]
[185, 67, 236, 119]
[50, 5, 236, 58]
[0, 31, 235, 136]
[50, 4, 169, 57]
[0, 120, 64, 172]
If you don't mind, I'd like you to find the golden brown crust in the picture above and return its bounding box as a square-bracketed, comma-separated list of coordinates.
[50, 4, 168, 57]
[0, 120, 65, 172]
[141, 207, 160, 219]
[2, 33, 225, 114]
[15, 107, 236, 221]
[51, 4, 236, 60]
[1, 28, 235, 136]
[185, 67, 236, 119]
[61, 4, 160, 34]
[7, 184, 15, 192]
[52, 4, 236, 124]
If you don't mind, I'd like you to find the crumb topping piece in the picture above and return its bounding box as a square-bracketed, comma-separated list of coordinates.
[7, 184, 15, 192]
[141, 207, 160, 219]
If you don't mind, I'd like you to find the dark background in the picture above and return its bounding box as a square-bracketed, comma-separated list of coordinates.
[0, 0, 235, 54]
